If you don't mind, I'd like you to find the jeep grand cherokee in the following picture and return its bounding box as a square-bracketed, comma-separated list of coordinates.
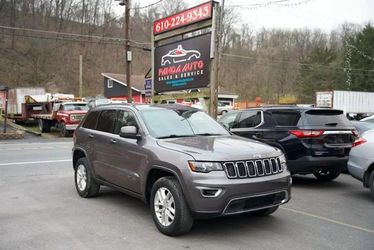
[72, 104, 291, 236]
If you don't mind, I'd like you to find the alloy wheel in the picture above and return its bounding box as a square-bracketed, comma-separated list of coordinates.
[154, 187, 175, 226]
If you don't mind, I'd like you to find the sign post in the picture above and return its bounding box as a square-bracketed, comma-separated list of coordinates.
[152, 1, 220, 117]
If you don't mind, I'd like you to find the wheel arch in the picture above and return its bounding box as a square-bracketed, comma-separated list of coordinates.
[144, 166, 182, 205]
[363, 162, 374, 187]
[73, 148, 87, 170]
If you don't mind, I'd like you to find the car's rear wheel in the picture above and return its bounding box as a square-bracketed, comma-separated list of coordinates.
[74, 158, 100, 198]
[313, 167, 340, 181]
[369, 170, 374, 199]
[151, 177, 193, 236]
[251, 206, 279, 216]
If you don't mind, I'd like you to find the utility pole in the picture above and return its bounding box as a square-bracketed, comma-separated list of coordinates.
[209, 3, 221, 118]
[79, 55, 83, 97]
[124, 0, 132, 103]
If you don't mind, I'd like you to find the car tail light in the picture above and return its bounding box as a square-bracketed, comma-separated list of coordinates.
[352, 137, 367, 147]
[289, 130, 324, 138]
[352, 130, 359, 137]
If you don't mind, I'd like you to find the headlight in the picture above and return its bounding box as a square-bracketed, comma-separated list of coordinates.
[279, 154, 287, 170]
[188, 161, 223, 173]
[279, 154, 286, 164]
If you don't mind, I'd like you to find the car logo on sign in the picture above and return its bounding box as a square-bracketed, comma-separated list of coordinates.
[161, 45, 201, 66]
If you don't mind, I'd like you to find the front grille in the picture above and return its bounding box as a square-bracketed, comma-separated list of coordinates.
[223, 157, 283, 179]
[71, 114, 85, 121]
[224, 191, 287, 214]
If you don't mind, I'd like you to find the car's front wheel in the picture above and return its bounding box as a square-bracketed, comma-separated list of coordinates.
[151, 177, 194, 236]
[313, 167, 340, 181]
[74, 158, 100, 198]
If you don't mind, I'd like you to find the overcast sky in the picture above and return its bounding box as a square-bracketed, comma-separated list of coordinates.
[131, 0, 374, 32]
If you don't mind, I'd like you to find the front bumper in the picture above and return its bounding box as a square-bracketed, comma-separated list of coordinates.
[183, 170, 291, 218]
[287, 155, 348, 174]
[65, 124, 79, 131]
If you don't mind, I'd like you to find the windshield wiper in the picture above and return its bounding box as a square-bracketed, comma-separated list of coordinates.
[195, 133, 225, 136]
[156, 134, 196, 139]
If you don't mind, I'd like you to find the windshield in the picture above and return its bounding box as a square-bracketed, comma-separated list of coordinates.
[140, 108, 230, 139]
[63, 103, 89, 111]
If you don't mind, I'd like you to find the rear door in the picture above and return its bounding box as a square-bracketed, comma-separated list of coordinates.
[230, 110, 263, 139]
[300, 109, 356, 157]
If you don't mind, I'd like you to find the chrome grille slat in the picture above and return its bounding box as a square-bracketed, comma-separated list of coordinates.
[223, 157, 283, 179]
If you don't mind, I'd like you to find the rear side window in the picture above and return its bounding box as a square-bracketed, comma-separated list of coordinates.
[235, 110, 262, 128]
[96, 110, 117, 133]
[272, 110, 301, 126]
[82, 111, 100, 130]
[303, 109, 352, 127]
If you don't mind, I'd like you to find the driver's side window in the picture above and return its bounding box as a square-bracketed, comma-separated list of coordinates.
[114, 110, 138, 134]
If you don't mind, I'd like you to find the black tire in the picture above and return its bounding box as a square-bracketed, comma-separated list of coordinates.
[251, 206, 279, 216]
[369, 171, 374, 199]
[150, 176, 194, 236]
[60, 122, 69, 137]
[313, 167, 341, 181]
[38, 119, 50, 133]
[74, 158, 100, 198]
[221, 110, 228, 115]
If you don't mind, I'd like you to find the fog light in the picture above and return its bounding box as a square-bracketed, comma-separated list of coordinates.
[197, 187, 222, 197]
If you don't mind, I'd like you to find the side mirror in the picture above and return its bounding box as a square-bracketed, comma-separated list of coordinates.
[119, 126, 142, 140]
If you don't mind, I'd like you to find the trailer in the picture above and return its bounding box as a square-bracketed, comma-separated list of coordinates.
[7, 87, 48, 121]
[316, 90, 374, 114]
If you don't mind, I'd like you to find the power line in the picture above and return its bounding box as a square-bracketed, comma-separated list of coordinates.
[131, 0, 164, 10]
[222, 58, 374, 76]
[222, 53, 374, 72]
[0, 25, 151, 45]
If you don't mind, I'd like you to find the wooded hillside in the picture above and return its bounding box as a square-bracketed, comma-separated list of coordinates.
[0, 0, 373, 103]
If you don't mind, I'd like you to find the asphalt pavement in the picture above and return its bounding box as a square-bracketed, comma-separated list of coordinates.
[0, 136, 373, 250]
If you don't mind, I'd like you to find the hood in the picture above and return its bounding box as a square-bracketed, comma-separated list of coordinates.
[157, 135, 281, 161]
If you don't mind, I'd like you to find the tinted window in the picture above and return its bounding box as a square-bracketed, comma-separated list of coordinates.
[272, 110, 301, 126]
[82, 111, 100, 130]
[219, 111, 239, 129]
[304, 109, 352, 127]
[114, 110, 138, 134]
[96, 110, 117, 133]
[235, 110, 261, 128]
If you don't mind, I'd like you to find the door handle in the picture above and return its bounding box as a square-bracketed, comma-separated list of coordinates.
[88, 134, 94, 138]
[110, 139, 117, 144]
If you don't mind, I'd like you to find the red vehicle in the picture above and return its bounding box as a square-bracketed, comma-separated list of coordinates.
[32, 102, 88, 137]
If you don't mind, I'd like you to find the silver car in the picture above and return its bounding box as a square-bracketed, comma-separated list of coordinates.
[348, 129, 374, 198]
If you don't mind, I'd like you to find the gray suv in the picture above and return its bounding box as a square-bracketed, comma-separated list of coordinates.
[73, 104, 291, 235]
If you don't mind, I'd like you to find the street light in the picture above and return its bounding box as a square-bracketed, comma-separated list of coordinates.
[115, 0, 126, 6]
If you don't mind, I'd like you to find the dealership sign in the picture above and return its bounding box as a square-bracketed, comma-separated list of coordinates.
[154, 33, 211, 92]
[153, 2, 213, 35]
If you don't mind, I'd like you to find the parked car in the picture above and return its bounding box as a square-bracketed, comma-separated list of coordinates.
[360, 114, 374, 123]
[217, 102, 233, 115]
[73, 104, 291, 236]
[348, 130, 374, 198]
[350, 121, 374, 135]
[218, 107, 357, 181]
